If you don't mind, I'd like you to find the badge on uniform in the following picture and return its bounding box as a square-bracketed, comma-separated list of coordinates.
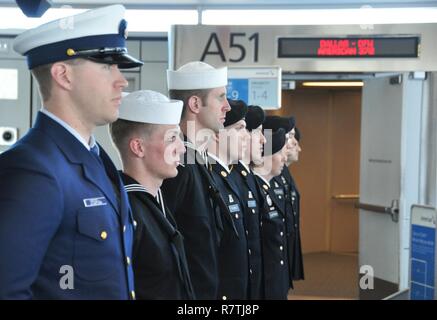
[274, 181, 280, 188]
[228, 204, 240, 213]
[228, 194, 234, 203]
[248, 200, 257, 208]
[274, 188, 284, 196]
[83, 197, 107, 207]
[268, 210, 279, 219]
[266, 195, 272, 206]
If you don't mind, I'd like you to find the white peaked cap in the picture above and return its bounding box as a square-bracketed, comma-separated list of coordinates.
[118, 90, 183, 125]
[167, 61, 228, 90]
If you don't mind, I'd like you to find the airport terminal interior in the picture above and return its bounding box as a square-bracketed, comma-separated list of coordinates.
[1, 0, 437, 300]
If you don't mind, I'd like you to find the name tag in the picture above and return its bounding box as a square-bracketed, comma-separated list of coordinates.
[228, 204, 240, 213]
[268, 210, 279, 219]
[248, 200, 257, 208]
[274, 189, 284, 196]
[83, 197, 107, 208]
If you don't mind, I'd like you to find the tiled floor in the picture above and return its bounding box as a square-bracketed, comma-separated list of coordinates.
[288, 252, 359, 300]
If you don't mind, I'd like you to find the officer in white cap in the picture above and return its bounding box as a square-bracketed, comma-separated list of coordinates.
[161, 61, 231, 299]
[109, 90, 195, 300]
[0, 5, 142, 299]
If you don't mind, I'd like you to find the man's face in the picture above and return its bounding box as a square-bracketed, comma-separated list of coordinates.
[143, 124, 186, 179]
[286, 128, 299, 164]
[198, 87, 231, 133]
[222, 119, 249, 163]
[249, 125, 266, 165]
[289, 140, 302, 163]
[70, 60, 128, 127]
[271, 146, 287, 177]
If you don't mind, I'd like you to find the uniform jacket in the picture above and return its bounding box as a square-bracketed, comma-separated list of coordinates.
[122, 173, 195, 300]
[229, 162, 264, 299]
[161, 142, 222, 299]
[254, 174, 291, 300]
[279, 167, 304, 281]
[0, 112, 135, 299]
[209, 158, 249, 300]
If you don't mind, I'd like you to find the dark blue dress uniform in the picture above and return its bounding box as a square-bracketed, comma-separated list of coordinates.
[0, 113, 136, 299]
[121, 173, 195, 300]
[255, 174, 291, 300]
[278, 167, 305, 281]
[161, 141, 222, 299]
[229, 161, 265, 299]
[209, 157, 249, 300]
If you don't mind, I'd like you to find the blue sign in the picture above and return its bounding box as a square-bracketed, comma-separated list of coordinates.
[411, 222, 435, 299]
[227, 79, 248, 103]
[226, 67, 281, 109]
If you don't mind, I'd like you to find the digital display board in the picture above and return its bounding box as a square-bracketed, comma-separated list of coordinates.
[278, 36, 419, 58]
[227, 66, 281, 110]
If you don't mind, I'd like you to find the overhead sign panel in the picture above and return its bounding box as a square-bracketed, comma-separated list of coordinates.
[227, 66, 281, 110]
[277, 36, 420, 58]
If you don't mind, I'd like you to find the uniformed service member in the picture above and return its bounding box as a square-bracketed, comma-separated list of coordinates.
[252, 128, 291, 300]
[207, 99, 250, 300]
[264, 116, 305, 282]
[229, 104, 266, 299]
[161, 61, 231, 299]
[283, 126, 304, 281]
[0, 5, 143, 299]
[109, 90, 195, 300]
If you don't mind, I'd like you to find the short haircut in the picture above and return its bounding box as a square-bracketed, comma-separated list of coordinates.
[109, 119, 156, 160]
[30, 59, 84, 102]
[169, 88, 211, 119]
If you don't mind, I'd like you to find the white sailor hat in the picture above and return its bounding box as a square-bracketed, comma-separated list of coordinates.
[119, 90, 183, 125]
[13, 5, 143, 70]
[167, 61, 228, 90]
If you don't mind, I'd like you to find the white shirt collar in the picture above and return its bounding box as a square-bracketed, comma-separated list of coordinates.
[208, 152, 231, 174]
[253, 171, 270, 187]
[40, 109, 96, 151]
[239, 160, 251, 173]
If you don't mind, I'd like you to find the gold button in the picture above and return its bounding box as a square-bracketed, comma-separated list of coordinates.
[131, 291, 136, 300]
[248, 249, 251, 255]
[66, 48, 76, 56]
[241, 170, 247, 177]
[250, 269, 253, 274]
[263, 185, 268, 190]
[133, 220, 138, 228]
[235, 213, 239, 219]
[222, 296, 227, 300]
[280, 246, 283, 251]
[280, 231, 284, 237]
[123, 225, 126, 233]
[251, 209, 255, 214]
[100, 231, 107, 240]
[279, 195, 282, 199]
[280, 260, 284, 265]
[221, 171, 227, 177]
[126, 257, 131, 265]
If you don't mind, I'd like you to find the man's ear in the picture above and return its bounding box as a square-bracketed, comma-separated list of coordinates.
[187, 95, 203, 114]
[129, 137, 145, 158]
[50, 62, 73, 91]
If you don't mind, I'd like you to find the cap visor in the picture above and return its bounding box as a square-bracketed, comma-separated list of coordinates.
[86, 53, 143, 69]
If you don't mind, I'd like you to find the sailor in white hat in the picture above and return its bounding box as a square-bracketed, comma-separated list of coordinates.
[0, 5, 142, 299]
[109, 90, 194, 300]
[161, 61, 231, 299]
